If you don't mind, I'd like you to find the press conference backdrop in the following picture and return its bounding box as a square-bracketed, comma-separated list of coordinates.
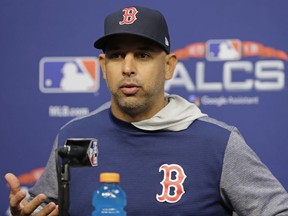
[1, 0, 287, 214]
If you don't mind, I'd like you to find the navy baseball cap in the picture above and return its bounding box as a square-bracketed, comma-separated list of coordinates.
[94, 6, 170, 53]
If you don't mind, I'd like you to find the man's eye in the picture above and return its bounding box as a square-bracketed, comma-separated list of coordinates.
[107, 53, 123, 59]
[138, 52, 150, 59]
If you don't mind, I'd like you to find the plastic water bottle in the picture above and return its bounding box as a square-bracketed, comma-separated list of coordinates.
[92, 172, 127, 216]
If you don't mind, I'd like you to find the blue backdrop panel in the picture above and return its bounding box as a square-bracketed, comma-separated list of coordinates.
[1, 1, 287, 214]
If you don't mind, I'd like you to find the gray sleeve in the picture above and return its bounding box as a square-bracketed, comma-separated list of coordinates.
[220, 128, 288, 216]
[28, 136, 59, 203]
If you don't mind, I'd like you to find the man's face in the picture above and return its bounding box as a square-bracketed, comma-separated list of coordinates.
[99, 34, 176, 121]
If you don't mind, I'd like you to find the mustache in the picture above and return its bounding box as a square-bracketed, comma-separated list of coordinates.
[118, 78, 142, 87]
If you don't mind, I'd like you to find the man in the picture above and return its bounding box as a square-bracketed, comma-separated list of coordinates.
[5, 5, 288, 216]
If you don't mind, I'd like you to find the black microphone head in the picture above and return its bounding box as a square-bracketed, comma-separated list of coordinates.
[58, 138, 98, 167]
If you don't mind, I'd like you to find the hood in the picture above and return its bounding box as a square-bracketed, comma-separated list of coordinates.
[132, 94, 207, 131]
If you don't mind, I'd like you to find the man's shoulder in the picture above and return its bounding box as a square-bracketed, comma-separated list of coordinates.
[188, 115, 236, 141]
[196, 115, 235, 132]
[60, 101, 111, 130]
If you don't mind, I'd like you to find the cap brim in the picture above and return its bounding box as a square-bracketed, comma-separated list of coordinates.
[94, 32, 169, 53]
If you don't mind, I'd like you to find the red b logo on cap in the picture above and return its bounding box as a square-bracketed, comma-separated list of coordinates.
[119, 7, 138, 25]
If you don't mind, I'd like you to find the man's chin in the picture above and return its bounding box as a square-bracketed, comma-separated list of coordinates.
[117, 97, 147, 113]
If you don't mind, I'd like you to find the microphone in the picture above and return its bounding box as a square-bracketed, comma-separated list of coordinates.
[58, 138, 98, 167]
[58, 145, 87, 159]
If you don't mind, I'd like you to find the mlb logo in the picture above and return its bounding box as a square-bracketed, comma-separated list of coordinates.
[206, 39, 242, 61]
[88, 140, 98, 167]
[39, 57, 100, 93]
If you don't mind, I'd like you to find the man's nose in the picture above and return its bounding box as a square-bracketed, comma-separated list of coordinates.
[122, 53, 136, 76]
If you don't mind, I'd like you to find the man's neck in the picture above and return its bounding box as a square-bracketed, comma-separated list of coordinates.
[111, 97, 169, 123]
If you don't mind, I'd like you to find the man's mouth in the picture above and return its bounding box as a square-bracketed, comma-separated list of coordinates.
[120, 83, 140, 95]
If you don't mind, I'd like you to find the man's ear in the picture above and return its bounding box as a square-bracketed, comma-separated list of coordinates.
[99, 53, 107, 80]
[165, 53, 177, 80]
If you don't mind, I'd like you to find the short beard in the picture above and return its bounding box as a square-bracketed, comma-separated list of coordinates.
[113, 93, 152, 117]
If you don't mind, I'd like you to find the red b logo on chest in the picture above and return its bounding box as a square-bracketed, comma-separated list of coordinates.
[156, 164, 187, 203]
[119, 7, 138, 25]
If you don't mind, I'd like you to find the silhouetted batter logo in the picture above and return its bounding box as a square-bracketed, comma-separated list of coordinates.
[206, 39, 241, 61]
[174, 39, 288, 61]
[39, 57, 99, 93]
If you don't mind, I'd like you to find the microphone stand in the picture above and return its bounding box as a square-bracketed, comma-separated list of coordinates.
[56, 138, 98, 216]
[58, 156, 71, 216]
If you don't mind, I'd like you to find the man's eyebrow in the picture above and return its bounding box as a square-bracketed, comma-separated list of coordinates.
[138, 46, 160, 51]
